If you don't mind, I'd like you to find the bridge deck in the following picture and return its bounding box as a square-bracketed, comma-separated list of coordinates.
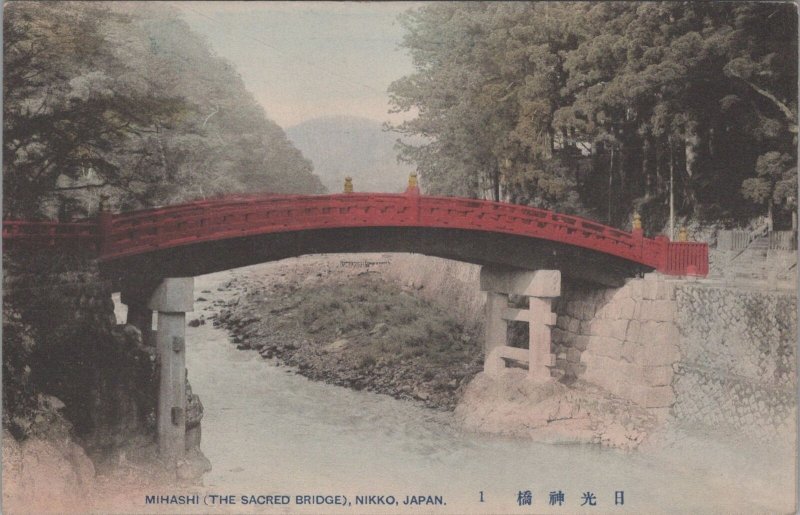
[2, 192, 708, 278]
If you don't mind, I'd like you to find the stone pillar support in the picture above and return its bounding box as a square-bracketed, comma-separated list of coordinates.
[480, 267, 560, 382]
[147, 277, 194, 464]
[528, 297, 557, 382]
[483, 292, 509, 371]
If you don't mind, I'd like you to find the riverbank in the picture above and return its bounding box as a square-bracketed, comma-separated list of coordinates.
[210, 255, 483, 410]
[1, 379, 206, 514]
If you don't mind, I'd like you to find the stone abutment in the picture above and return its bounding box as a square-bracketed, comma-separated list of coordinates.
[386, 254, 797, 442]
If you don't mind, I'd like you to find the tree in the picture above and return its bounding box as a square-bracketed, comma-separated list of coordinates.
[389, 2, 586, 209]
[3, 3, 188, 217]
[390, 2, 797, 230]
[98, 3, 325, 204]
[4, 2, 324, 219]
[742, 152, 797, 229]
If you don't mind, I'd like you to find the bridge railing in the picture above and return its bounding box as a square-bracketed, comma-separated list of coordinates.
[100, 194, 646, 263]
[102, 194, 425, 258]
[416, 196, 647, 264]
[2, 220, 100, 250]
[663, 241, 709, 276]
[2, 193, 709, 276]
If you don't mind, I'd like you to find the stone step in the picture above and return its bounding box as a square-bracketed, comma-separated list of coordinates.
[730, 262, 767, 270]
[728, 251, 768, 261]
[728, 262, 768, 270]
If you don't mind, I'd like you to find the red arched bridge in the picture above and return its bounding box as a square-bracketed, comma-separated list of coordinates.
[2, 188, 709, 462]
[3, 190, 707, 287]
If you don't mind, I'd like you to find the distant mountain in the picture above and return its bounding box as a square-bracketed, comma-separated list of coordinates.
[286, 116, 414, 194]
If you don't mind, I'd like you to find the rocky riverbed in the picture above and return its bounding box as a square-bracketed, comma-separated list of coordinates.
[202, 256, 483, 410]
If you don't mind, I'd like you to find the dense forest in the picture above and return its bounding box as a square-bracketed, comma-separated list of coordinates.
[3, 2, 324, 219]
[389, 2, 798, 231]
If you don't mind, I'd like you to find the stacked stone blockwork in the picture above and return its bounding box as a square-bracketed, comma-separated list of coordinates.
[553, 273, 796, 439]
[552, 273, 680, 420]
[4, 252, 209, 480]
[2, 253, 157, 452]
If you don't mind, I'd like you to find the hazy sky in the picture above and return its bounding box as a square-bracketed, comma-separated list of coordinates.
[171, 2, 420, 128]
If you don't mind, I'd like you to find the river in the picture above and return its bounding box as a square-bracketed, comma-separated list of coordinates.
[117, 264, 795, 514]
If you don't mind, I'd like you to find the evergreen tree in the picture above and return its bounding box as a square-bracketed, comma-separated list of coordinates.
[390, 2, 797, 229]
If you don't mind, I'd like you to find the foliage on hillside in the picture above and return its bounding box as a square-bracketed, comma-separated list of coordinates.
[389, 2, 797, 230]
[4, 2, 324, 219]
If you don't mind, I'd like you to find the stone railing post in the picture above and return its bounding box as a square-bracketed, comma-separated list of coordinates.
[147, 277, 194, 464]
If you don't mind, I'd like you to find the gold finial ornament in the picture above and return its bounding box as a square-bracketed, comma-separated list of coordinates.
[408, 172, 418, 189]
[678, 226, 688, 241]
[632, 212, 642, 230]
[344, 176, 353, 193]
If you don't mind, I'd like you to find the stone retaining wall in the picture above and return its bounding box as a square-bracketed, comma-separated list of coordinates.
[672, 283, 796, 439]
[552, 274, 680, 420]
[382, 253, 484, 329]
[3, 252, 206, 456]
[553, 274, 796, 439]
[3, 256, 156, 448]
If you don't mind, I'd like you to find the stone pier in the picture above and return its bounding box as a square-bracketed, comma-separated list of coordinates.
[148, 277, 194, 463]
[122, 277, 194, 464]
[480, 267, 560, 381]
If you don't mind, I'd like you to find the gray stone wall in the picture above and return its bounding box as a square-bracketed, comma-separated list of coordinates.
[382, 253, 484, 329]
[3, 256, 159, 449]
[554, 274, 796, 440]
[4, 254, 201, 448]
[552, 274, 679, 420]
[672, 283, 796, 439]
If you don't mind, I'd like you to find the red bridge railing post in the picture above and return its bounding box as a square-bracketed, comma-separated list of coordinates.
[654, 235, 670, 274]
[405, 172, 421, 223]
[631, 212, 644, 260]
